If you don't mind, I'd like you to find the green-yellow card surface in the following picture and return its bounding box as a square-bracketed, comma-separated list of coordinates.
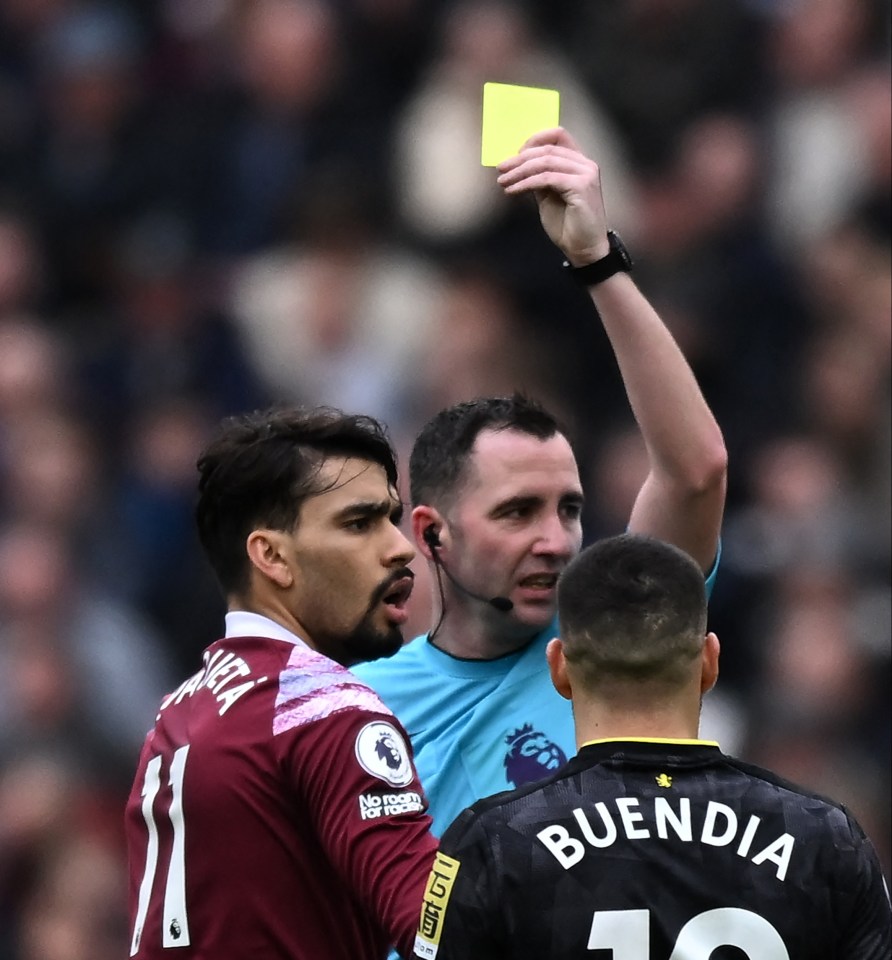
[481, 82, 560, 166]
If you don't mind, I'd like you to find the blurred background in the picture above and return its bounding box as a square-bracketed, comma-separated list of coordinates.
[0, 0, 888, 955]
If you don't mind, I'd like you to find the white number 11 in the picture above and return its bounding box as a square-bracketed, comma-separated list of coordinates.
[588, 906, 790, 958]
[130, 744, 192, 955]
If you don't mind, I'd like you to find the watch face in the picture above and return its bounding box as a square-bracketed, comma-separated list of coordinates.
[608, 230, 633, 270]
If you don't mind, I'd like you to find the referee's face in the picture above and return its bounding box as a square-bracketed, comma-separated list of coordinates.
[280, 456, 417, 666]
[448, 428, 583, 638]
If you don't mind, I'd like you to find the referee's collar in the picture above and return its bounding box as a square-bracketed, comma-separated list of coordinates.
[224, 610, 307, 648]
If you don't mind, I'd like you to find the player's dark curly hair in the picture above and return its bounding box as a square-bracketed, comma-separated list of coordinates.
[409, 393, 568, 509]
[195, 405, 399, 596]
[557, 534, 708, 691]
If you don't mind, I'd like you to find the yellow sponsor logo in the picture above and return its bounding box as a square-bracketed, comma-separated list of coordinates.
[413, 852, 461, 959]
[655, 773, 673, 788]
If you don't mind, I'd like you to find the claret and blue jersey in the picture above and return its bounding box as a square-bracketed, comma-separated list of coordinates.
[125, 614, 436, 960]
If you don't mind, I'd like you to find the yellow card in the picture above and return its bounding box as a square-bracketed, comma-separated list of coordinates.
[481, 82, 560, 166]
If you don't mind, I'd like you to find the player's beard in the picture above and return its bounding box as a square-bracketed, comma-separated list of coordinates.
[339, 615, 403, 666]
[336, 570, 411, 666]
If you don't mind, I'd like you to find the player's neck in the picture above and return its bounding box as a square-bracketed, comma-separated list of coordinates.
[228, 597, 314, 651]
[572, 700, 702, 749]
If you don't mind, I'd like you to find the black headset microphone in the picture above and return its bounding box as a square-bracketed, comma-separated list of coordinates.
[423, 526, 514, 613]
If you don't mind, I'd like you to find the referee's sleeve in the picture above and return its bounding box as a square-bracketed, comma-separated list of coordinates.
[413, 809, 504, 960]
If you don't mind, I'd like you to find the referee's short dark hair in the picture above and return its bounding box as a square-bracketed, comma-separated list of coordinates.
[409, 393, 568, 510]
[557, 533, 708, 693]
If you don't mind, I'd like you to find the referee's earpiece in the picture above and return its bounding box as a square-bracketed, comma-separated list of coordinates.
[423, 526, 441, 550]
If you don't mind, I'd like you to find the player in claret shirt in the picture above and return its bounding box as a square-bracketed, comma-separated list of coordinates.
[416, 534, 891, 960]
[125, 405, 437, 960]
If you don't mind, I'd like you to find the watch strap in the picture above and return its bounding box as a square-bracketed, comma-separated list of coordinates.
[563, 230, 632, 286]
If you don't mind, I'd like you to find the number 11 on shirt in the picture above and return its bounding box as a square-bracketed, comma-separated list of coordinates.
[130, 744, 191, 955]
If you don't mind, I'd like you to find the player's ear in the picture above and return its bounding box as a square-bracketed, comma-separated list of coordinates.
[546, 637, 572, 701]
[246, 529, 294, 589]
[700, 632, 720, 695]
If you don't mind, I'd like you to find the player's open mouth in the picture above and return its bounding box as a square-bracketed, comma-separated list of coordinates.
[381, 577, 414, 624]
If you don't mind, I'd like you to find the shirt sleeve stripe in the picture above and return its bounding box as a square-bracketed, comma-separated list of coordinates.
[272, 645, 393, 734]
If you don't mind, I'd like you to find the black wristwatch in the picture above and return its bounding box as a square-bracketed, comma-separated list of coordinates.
[564, 230, 633, 286]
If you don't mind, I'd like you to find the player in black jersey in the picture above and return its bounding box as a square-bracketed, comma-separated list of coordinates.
[413, 533, 891, 960]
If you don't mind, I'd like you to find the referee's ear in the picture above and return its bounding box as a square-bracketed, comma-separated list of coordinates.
[546, 637, 572, 701]
[700, 632, 720, 695]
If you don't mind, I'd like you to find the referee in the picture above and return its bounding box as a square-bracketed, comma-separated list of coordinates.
[413, 533, 891, 959]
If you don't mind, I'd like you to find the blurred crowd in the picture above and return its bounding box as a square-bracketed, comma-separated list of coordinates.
[0, 0, 889, 956]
